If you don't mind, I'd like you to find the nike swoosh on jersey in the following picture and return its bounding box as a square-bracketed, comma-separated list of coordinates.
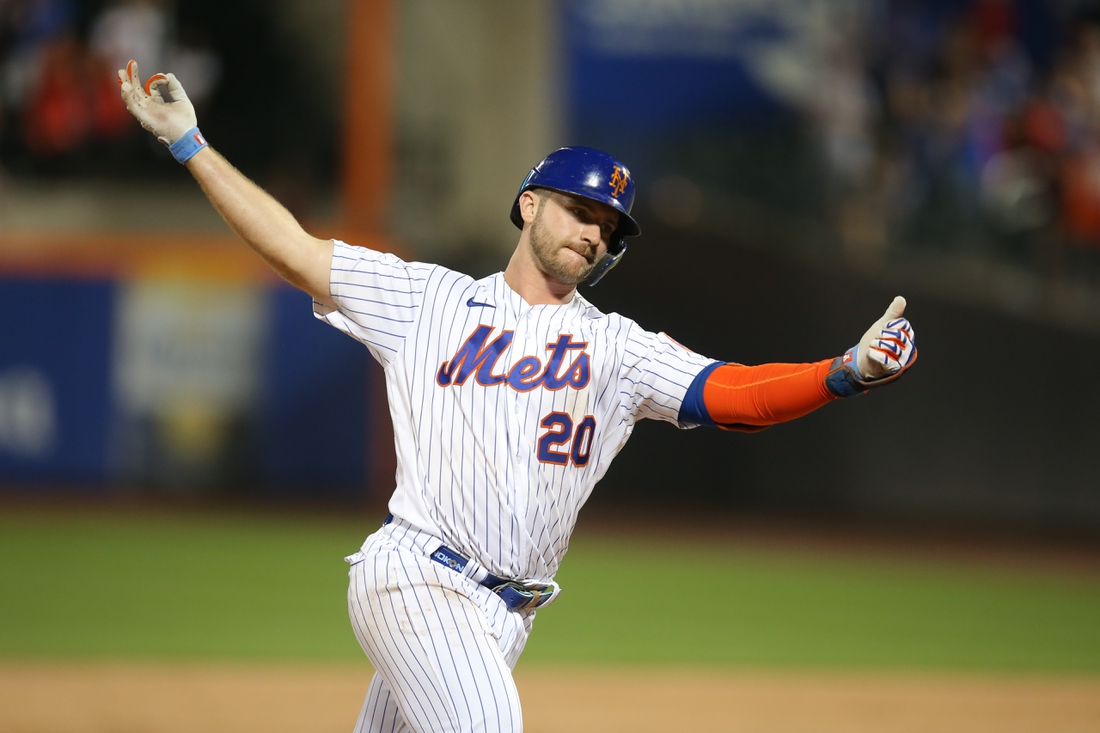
[466, 298, 495, 308]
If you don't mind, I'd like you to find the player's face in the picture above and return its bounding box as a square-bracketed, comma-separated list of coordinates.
[528, 192, 618, 286]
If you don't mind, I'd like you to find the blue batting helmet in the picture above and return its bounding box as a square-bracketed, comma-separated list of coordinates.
[509, 146, 641, 285]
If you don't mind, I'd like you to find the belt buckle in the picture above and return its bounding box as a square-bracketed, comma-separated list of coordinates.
[491, 580, 554, 611]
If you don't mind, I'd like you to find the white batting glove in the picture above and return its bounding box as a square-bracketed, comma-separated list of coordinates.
[117, 59, 196, 145]
[824, 296, 918, 398]
[857, 296, 916, 379]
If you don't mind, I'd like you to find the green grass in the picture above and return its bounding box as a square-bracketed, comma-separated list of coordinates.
[524, 538, 1100, 673]
[1, 509, 1098, 673]
[0, 510, 368, 661]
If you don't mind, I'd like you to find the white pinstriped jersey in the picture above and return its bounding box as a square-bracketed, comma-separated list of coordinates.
[316, 241, 716, 584]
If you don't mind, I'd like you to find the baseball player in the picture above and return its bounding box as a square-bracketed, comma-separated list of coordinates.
[119, 61, 917, 733]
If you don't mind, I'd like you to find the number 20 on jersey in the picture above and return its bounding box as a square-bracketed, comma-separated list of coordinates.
[538, 412, 596, 467]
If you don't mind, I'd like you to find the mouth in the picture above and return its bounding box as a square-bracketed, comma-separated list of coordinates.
[565, 244, 594, 264]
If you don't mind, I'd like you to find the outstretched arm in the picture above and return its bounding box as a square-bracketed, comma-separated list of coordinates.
[679, 297, 918, 430]
[118, 60, 334, 306]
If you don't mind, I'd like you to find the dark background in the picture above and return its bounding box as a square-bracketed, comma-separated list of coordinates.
[586, 219, 1100, 532]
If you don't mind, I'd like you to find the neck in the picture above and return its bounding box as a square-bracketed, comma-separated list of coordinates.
[503, 240, 577, 306]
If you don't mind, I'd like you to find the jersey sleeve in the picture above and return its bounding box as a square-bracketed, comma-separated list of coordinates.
[313, 240, 438, 366]
[620, 322, 719, 428]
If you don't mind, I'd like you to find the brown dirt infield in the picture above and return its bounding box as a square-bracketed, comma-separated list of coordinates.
[1, 662, 1097, 733]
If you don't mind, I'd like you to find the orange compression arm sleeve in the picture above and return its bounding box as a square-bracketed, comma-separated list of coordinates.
[701, 360, 838, 431]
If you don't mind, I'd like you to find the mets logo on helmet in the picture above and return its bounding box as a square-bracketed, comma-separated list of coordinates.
[608, 166, 629, 197]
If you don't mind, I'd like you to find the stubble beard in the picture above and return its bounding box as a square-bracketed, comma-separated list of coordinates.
[528, 207, 597, 286]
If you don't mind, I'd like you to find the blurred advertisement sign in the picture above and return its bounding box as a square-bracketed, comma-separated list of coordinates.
[260, 288, 371, 498]
[0, 367, 56, 459]
[564, 0, 859, 237]
[0, 279, 113, 484]
[0, 238, 371, 498]
[110, 277, 269, 493]
[566, 0, 849, 138]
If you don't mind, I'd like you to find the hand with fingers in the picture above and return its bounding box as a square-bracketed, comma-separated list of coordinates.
[857, 296, 916, 379]
[824, 296, 918, 397]
[118, 59, 207, 162]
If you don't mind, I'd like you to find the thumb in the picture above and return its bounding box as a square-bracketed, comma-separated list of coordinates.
[883, 296, 906, 320]
[165, 73, 191, 103]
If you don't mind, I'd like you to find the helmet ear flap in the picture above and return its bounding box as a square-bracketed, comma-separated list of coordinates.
[587, 240, 628, 286]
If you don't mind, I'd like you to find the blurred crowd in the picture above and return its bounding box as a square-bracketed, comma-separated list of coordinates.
[6, 0, 1100, 284]
[0, 0, 218, 176]
[820, 0, 1100, 277]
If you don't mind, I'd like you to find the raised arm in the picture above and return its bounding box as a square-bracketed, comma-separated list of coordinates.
[118, 60, 334, 306]
[678, 297, 918, 430]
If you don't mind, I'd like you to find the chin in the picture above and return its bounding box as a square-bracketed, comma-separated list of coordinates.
[559, 251, 595, 280]
[530, 239, 594, 286]
[551, 259, 593, 286]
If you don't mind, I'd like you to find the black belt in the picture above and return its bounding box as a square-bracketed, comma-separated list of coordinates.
[383, 513, 556, 611]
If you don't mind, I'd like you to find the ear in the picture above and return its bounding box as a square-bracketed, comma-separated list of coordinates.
[518, 190, 541, 226]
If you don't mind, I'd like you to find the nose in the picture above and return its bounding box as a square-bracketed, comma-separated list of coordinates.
[579, 222, 600, 246]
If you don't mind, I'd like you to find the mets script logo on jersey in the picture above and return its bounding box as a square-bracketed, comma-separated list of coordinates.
[608, 166, 629, 197]
[437, 325, 590, 392]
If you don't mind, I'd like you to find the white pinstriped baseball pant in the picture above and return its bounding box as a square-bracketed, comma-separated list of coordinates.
[347, 520, 535, 733]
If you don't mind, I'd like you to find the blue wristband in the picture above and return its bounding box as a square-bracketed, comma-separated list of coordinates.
[168, 127, 208, 164]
